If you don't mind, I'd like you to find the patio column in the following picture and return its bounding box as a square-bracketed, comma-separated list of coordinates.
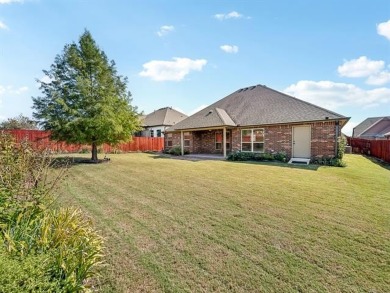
[223, 127, 227, 158]
[180, 131, 184, 155]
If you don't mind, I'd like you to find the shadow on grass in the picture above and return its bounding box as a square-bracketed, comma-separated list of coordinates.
[360, 154, 390, 171]
[151, 153, 321, 171]
[225, 160, 321, 171]
[51, 156, 111, 168]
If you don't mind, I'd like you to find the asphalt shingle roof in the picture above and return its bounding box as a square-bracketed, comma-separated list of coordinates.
[353, 116, 390, 138]
[168, 84, 349, 131]
[143, 107, 187, 127]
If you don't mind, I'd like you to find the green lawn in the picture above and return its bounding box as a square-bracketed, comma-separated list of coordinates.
[57, 154, 390, 292]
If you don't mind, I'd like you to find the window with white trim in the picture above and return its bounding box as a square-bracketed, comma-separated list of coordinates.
[157, 129, 162, 137]
[241, 129, 264, 152]
[150, 130, 154, 137]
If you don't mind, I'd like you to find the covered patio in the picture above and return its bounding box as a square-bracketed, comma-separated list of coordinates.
[179, 128, 233, 157]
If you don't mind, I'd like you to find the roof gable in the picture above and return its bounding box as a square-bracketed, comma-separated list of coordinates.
[359, 117, 390, 138]
[168, 84, 349, 131]
[144, 107, 187, 127]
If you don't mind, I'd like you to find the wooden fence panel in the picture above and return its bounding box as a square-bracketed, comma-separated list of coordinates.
[348, 137, 390, 163]
[2, 130, 164, 153]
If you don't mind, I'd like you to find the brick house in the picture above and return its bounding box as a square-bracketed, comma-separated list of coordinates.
[137, 107, 187, 137]
[165, 84, 350, 159]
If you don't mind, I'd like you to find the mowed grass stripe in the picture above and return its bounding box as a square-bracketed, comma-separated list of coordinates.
[57, 154, 390, 292]
[65, 165, 292, 292]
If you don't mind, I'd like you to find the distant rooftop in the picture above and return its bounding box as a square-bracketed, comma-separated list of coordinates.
[353, 116, 390, 138]
[143, 107, 188, 127]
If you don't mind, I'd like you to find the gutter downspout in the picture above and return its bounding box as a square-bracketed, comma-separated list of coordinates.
[335, 121, 340, 158]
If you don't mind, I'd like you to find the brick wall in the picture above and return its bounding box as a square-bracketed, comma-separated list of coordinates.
[166, 121, 338, 158]
[310, 121, 338, 158]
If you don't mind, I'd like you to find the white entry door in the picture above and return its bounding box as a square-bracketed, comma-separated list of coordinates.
[292, 126, 311, 158]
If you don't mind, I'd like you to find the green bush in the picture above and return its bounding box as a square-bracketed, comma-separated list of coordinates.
[311, 156, 346, 167]
[164, 145, 189, 156]
[227, 151, 288, 162]
[0, 247, 61, 293]
[0, 132, 104, 292]
[337, 136, 347, 160]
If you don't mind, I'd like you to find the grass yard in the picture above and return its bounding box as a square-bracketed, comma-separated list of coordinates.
[56, 154, 390, 293]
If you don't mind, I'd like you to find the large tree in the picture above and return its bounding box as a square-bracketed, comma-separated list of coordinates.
[33, 30, 141, 161]
[0, 114, 38, 130]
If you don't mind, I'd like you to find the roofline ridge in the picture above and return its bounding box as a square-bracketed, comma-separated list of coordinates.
[359, 117, 387, 136]
[353, 116, 388, 136]
[162, 107, 170, 125]
[261, 86, 348, 119]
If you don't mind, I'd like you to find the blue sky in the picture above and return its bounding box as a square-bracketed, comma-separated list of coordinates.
[0, 0, 389, 135]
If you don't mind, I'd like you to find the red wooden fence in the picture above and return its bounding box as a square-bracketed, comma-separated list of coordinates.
[348, 137, 390, 163]
[2, 130, 164, 153]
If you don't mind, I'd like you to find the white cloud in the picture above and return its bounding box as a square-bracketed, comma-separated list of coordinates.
[10, 86, 28, 95]
[0, 85, 28, 96]
[139, 57, 207, 82]
[214, 11, 243, 20]
[377, 20, 390, 41]
[220, 45, 239, 54]
[366, 70, 390, 85]
[338, 56, 384, 78]
[0, 21, 8, 30]
[284, 80, 390, 110]
[0, 0, 23, 3]
[337, 56, 390, 85]
[157, 25, 174, 37]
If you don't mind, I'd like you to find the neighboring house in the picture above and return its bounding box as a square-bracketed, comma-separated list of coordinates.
[352, 116, 390, 140]
[138, 107, 187, 137]
[165, 84, 350, 159]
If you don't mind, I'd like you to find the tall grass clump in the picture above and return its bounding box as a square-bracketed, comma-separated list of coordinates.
[0, 132, 104, 292]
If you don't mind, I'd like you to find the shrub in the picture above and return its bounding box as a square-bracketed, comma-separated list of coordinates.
[0, 246, 61, 292]
[337, 136, 347, 160]
[0, 132, 104, 292]
[312, 155, 346, 167]
[227, 151, 288, 162]
[164, 145, 189, 156]
[0, 132, 65, 227]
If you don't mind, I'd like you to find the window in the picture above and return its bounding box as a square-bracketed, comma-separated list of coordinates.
[216, 132, 222, 150]
[150, 130, 154, 137]
[215, 131, 230, 150]
[166, 133, 173, 147]
[241, 129, 264, 152]
[184, 132, 191, 147]
[157, 129, 162, 137]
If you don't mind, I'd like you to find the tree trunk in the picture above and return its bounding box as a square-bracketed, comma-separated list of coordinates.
[91, 141, 98, 161]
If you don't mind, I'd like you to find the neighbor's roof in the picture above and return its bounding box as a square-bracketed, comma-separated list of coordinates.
[353, 116, 390, 138]
[168, 84, 349, 131]
[143, 107, 187, 127]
